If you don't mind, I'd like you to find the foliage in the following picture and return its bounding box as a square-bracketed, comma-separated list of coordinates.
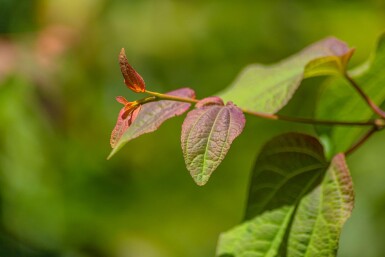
[2, 1, 385, 257]
[181, 98, 245, 185]
[108, 34, 385, 256]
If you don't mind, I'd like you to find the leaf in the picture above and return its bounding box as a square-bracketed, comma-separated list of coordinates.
[216, 134, 354, 257]
[110, 105, 141, 148]
[216, 133, 326, 256]
[107, 88, 195, 159]
[181, 100, 245, 186]
[303, 49, 354, 78]
[218, 38, 353, 114]
[119, 48, 146, 92]
[216, 133, 328, 257]
[217, 206, 295, 257]
[315, 32, 385, 154]
[288, 153, 354, 257]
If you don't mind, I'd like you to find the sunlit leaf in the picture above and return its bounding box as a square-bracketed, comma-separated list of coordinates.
[315, 32, 385, 154]
[108, 88, 195, 159]
[216, 133, 328, 257]
[218, 38, 353, 114]
[288, 154, 354, 257]
[181, 100, 245, 186]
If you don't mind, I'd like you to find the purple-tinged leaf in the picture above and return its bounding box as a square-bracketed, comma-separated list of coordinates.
[181, 102, 245, 186]
[195, 96, 224, 108]
[108, 88, 195, 159]
[110, 105, 141, 148]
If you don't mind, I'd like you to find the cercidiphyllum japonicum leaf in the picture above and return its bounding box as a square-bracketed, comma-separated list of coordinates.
[218, 37, 354, 114]
[181, 99, 245, 186]
[216, 133, 329, 257]
[287, 153, 354, 257]
[316, 32, 385, 155]
[108, 88, 195, 159]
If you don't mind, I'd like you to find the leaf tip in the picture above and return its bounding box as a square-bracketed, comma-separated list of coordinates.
[106, 150, 115, 160]
[193, 174, 209, 186]
[120, 47, 126, 56]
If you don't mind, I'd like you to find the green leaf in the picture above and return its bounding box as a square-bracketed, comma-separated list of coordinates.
[288, 153, 354, 257]
[181, 100, 245, 186]
[218, 38, 353, 114]
[217, 207, 295, 257]
[216, 133, 328, 257]
[315, 32, 385, 154]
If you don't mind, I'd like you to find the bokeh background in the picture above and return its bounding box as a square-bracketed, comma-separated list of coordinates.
[1, 1, 385, 256]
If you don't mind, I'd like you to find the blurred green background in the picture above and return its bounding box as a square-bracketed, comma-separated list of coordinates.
[1, 0, 385, 256]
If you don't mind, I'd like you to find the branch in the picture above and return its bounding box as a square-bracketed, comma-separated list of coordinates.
[145, 90, 377, 127]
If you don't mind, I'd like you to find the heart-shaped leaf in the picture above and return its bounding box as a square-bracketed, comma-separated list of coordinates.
[108, 88, 195, 159]
[216, 133, 328, 257]
[181, 99, 245, 186]
[315, 32, 385, 154]
[218, 37, 353, 114]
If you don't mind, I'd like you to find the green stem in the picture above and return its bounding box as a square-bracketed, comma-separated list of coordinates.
[144, 90, 377, 127]
[344, 73, 385, 118]
[244, 110, 375, 127]
[145, 90, 199, 104]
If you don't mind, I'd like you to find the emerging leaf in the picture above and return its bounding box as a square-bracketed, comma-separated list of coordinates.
[218, 37, 353, 114]
[119, 48, 146, 93]
[217, 133, 328, 257]
[288, 153, 354, 257]
[316, 32, 385, 154]
[108, 88, 195, 159]
[181, 99, 245, 186]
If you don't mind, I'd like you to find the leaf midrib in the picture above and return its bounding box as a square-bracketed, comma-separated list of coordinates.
[200, 107, 226, 180]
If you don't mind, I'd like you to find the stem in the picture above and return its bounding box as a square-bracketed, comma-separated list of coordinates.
[137, 96, 158, 104]
[345, 126, 377, 156]
[244, 110, 375, 126]
[344, 73, 385, 118]
[145, 90, 377, 127]
[145, 90, 199, 104]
